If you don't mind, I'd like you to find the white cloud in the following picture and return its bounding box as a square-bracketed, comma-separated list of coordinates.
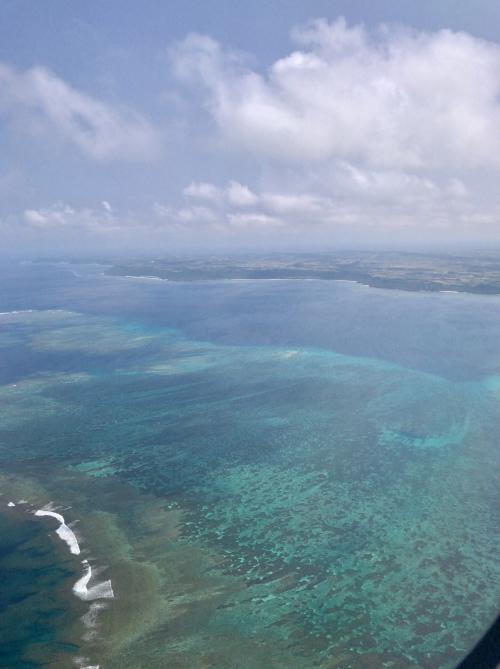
[261, 192, 326, 215]
[182, 181, 222, 203]
[157, 183, 282, 230]
[24, 209, 48, 226]
[228, 212, 283, 227]
[153, 201, 219, 226]
[0, 63, 161, 161]
[226, 180, 259, 206]
[170, 19, 500, 169]
[176, 205, 218, 223]
[15, 164, 496, 246]
[6, 166, 499, 250]
[325, 163, 442, 206]
[183, 180, 258, 207]
[5, 17, 500, 250]
[167, 167, 498, 234]
[22, 202, 120, 233]
[167, 21, 500, 242]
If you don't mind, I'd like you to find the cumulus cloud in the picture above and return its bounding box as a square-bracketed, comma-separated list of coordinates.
[156, 181, 283, 231]
[22, 202, 121, 233]
[7, 164, 498, 249]
[170, 18, 500, 169]
[182, 181, 222, 203]
[0, 63, 161, 161]
[156, 166, 496, 236]
[164, 19, 500, 243]
[226, 180, 259, 206]
[183, 180, 258, 207]
[5, 17, 500, 250]
[228, 212, 283, 227]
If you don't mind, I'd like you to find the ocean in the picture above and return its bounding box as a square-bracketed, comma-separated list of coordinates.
[0, 260, 498, 668]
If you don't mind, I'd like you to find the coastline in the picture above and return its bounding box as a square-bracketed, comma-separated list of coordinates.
[106, 269, 500, 296]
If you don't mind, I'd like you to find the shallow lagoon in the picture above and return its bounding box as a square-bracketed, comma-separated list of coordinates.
[0, 262, 499, 668]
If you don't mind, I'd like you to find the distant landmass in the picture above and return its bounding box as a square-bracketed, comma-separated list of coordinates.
[107, 251, 500, 294]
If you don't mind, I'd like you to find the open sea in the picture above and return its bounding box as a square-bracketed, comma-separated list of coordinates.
[0, 260, 499, 668]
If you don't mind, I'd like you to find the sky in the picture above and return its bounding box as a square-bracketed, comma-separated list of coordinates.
[3, 0, 500, 255]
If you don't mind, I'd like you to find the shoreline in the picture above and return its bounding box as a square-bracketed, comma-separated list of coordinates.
[105, 270, 500, 296]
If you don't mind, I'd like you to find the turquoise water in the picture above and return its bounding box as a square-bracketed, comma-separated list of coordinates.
[0, 262, 499, 668]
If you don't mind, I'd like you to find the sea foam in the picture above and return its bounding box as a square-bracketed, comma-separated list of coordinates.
[75, 657, 100, 669]
[20, 501, 112, 668]
[35, 508, 81, 555]
[34, 506, 114, 602]
[73, 560, 114, 601]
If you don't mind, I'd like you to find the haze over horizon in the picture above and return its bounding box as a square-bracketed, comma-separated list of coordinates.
[3, 1, 500, 255]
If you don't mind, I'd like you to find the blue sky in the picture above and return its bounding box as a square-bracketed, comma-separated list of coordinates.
[3, 0, 500, 254]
